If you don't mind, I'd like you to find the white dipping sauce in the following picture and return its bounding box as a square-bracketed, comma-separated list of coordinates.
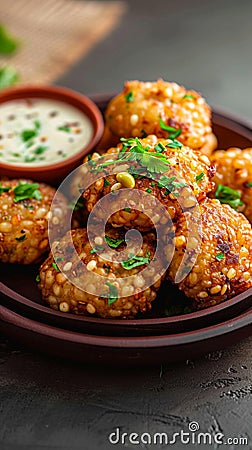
[0, 98, 93, 165]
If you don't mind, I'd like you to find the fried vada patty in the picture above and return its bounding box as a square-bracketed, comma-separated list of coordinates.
[166, 198, 252, 309]
[82, 135, 215, 231]
[210, 147, 252, 223]
[104, 79, 216, 155]
[0, 179, 68, 264]
[38, 227, 164, 319]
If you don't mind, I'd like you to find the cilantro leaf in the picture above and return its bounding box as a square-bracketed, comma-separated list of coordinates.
[155, 142, 166, 153]
[121, 252, 151, 270]
[215, 184, 244, 211]
[101, 281, 118, 306]
[183, 94, 195, 100]
[245, 182, 252, 188]
[13, 182, 42, 202]
[21, 129, 37, 142]
[90, 245, 104, 254]
[216, 252, 224, 261]
[0, 184, 11, 194]
[105, 235, 125, 248]
[52, 262, 60, 272]
[159, 119, 182, 139]
[58, 126, 71, 132]
[165, 139, 183, 149]
[196, 172, 205, 183]
[125, 91, 134, 102]
[34, 145, 47, 155]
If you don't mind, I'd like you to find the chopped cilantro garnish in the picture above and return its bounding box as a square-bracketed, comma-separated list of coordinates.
[216, 252, 225, 261]
[34, 145, 47, 155]
[24, 155, 36, 163]
[0, 184, 11, 194]
[245, 182, 252, 188]
[146, 188, 152, 193]
[36, 274, 41, 283]
[52, 262, 60, 272]
[125, 91, 134, 102]
[105, 235, 125, 248]
[183, 94, 195, 100]
[124, 207, 132, 213]
[104, 179, 110, 186]
[155, 142, 166, 153]
[98, 137, 170, 174]
[21, 129, 37, 142]
[215, 184, 244, 211]
[13, 182, 42, 202]
[90, 245, 104, 254]
[34, 120, 41, 130]
[15, 234, 26, 242]
[58, 125, 71, 132]
[196, 172, 205, 183]
[121, 252, 151, 270]
[158, 175, 186, 193]
[159, 119, 182, 139]
[102, 281, 118, 306]
[165, 139, 183, 149]
[151, 182, 156, 187]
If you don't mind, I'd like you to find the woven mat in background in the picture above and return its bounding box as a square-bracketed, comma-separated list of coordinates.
[0, 0, 126, 84]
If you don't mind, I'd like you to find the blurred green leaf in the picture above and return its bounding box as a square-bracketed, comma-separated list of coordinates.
[0, 24, 19, 54]
[0, 66, 19, 90]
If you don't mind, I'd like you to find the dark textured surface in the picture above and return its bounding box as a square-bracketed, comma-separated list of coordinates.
[0, 336, 252, 449]
[1, 0, 252, 448]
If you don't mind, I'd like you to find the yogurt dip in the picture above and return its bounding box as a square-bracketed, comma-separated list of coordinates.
[0, 98, 94, 166]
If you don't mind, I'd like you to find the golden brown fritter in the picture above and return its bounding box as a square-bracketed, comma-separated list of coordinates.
[82, 135, 215, 231]
[38, 227, 164, 319]
[211, 147, 252, 223]
[166, 199, 252, 309]
[0, 179, 68, 264]
[104, 80, 217, 155]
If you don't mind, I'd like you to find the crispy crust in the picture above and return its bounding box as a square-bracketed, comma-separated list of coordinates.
[38, 227, 164, 319]
[166, 199, 252, 308]
[105, 80, 213, 152]
[210, 147, 252, 223]
[83, 135, 215, 231]
[0, 179, 68, 264]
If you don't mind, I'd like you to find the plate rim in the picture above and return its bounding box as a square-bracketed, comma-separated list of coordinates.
[0, 303, 251, 349]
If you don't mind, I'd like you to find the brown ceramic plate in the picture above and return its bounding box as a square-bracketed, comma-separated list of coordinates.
[0, 304, 251, 366]
[0, 96, 252, 337]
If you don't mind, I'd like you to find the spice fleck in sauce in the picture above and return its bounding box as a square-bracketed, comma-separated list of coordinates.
[0, 99, 93, 165]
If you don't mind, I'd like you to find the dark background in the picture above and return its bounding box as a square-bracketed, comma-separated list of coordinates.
[1, 1, 252, 449]
[59, 0, 252, 122]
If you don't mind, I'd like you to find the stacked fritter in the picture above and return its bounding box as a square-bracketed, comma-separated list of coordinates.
[100, 79, 217, 155]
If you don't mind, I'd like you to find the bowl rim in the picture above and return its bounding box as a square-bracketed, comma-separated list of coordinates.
[0, 84, 104, 173]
